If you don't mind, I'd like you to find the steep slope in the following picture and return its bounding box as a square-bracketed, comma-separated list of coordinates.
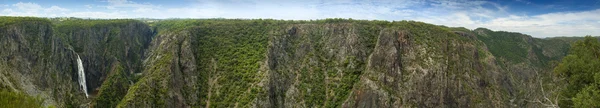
[53, 19, 154, 107]
[470, 28, 571, 107]
[0, 17, 585, 107]
[554, 36, 600, 107]
[0, 17, 80, 107]
[54, 19, 153, 95]
[116, 19, 574, 107]
[118, 29, 199, 107]
[0, 17, 154, 107]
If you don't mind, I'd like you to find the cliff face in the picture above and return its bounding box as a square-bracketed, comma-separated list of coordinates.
[260, 23, 507, 107]
[0, 17, 579, 107]
[55, 20, 153, 95]
[0, 18, 79, 107]
[0, 17, 154, 107]
[55, 20, 154, 108]
[117, 20, 572, 107]
[117, 30, 199, 107]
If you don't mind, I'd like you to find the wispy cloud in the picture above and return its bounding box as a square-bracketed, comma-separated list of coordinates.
[103, 0, 157, 9]
[515, 0, 532, 5]
[3, 2, 70, 17]
[65, 11, 128, 18]
[45, 6, 69, 12]
[481, 9, 600, 37]
[84, 5, 93, 9]
[2, 9, 13, 13]
[13, 2, 43, 14]
[0, 0, 599, 37]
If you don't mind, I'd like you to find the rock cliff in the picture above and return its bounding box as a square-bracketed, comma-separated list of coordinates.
[0, 17, 583, 107]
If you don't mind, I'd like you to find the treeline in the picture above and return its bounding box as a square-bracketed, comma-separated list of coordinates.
[0, 16, 51, 28]
[554, 36, 600, 107]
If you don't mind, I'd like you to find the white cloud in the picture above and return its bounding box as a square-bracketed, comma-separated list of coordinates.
[166, 0, 320, 19]
[480, 9, 600, 37]
[358, 0, 600, 37]
[1, 0, 599, 37]
[103, 0, 156, 9]
[515, 0, 532, 4]
[133, 8, 157, 13]
[45, 6, 69, 12]
[13, 2, 42, 14]
[65, 11, 127, 18]
[2, 9, 13, 13]
[164, 0, 426, 20]
[415, 5, 600, 37]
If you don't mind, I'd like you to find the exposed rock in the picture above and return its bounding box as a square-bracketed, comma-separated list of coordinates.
[0, 18, 584, 108]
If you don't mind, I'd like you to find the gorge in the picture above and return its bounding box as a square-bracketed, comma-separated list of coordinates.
[0, 17, 598, 108]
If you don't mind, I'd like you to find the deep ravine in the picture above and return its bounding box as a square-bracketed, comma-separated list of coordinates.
[1, 17, 591, 108]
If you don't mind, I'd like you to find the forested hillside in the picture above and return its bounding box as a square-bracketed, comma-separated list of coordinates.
[554, 36, 600, 107]
[0, 16, 597, 108]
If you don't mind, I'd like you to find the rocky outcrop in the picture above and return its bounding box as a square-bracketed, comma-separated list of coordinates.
[56, 20, 153, 94]
[0, 18, 84, 107]
[0, 18, 580, 107]
[107, 20, 573, 107]
[0, 18, 154, 107]
[118, 30, 199, 107]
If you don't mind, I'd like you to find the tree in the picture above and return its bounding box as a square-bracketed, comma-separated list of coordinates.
[554, 36, 600, 107]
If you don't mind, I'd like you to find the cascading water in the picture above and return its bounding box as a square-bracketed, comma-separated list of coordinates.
[76, 54, 89, 98]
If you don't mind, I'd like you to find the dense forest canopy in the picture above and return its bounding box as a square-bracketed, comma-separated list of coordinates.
[554, 36, 600, 108]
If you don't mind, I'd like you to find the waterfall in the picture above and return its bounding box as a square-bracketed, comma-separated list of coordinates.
[76, 54, 89, 98]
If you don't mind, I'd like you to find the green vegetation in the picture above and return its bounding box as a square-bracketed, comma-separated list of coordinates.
[474, 28, 573, 68]
[93, 63, 131, 108]
[150, 19, 203, 34]
[149, 18, 392, 107]
[0, 90, 44, 108]
[0, 16, 51, 28]
[53, 19, 144, 53]
[554, 36, 600, 107]
[175, 19, 483, 107]
[191, 20, 271, 107]
[116, 53, 172, 107]
[2, 16, 595, 107]
[326, 57, 364, 107]
[0, 16, 54, 60]
[476, 28, 529, 63]
[45, 18, 151, 107]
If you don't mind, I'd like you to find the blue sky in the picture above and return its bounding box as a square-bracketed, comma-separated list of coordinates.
[1, 0, 600, 37]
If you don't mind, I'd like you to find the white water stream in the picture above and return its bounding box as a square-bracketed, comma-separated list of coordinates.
[76, 54, 89, 98]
